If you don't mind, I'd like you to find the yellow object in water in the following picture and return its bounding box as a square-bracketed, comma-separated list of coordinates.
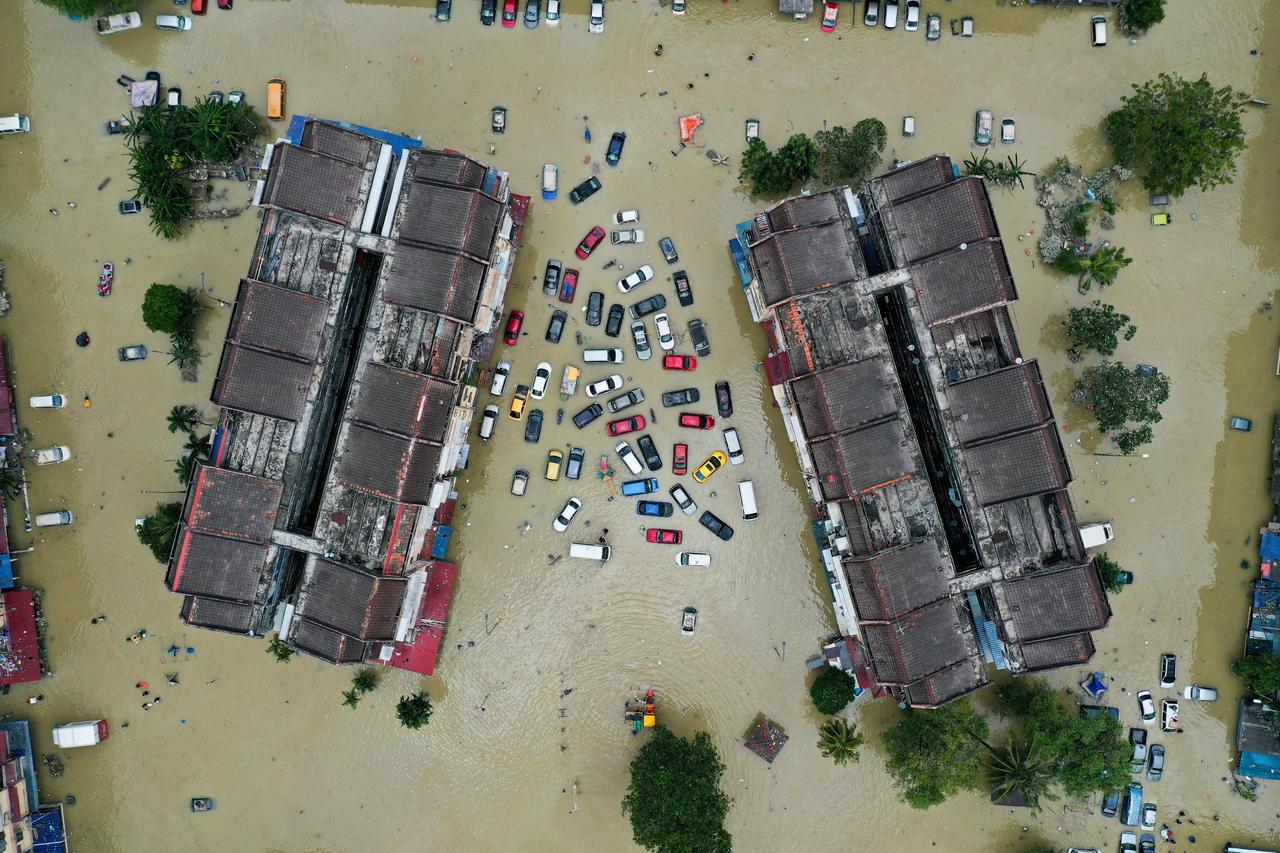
[83, 396, 91, 408]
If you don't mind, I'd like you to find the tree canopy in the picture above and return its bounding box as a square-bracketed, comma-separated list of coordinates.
[1104, 72, 1247, 197]
[142, 284, 201, 336]
[809, 667, 857, 715]
[136, 502, 182, 563]
[813, 119, 887, 187]
[817, 717, 864, 766]
[396, 691, 434, 729]
[1079, 362, 1170, 453]
[881, 700, 989, 809]
[1117, 0, 1166, 35]
[1095, 553, 1129, 594]
[1064, 301, 1137, 357]
[37, 0, 132, 16]
[621, 726, 731, 853]
[739, 134, 816, 196]
[1233, 655, 1280, 699]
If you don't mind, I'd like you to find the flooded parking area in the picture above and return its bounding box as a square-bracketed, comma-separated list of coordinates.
[1, 0, 1278, 850]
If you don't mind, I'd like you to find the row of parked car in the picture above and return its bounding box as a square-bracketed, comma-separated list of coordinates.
[450, 0, 607, 32]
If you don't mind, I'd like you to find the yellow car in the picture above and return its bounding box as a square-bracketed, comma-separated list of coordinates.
[545, 449, 564, 481]
[508, 384, 529, 420]
[692, 451, 727, 484]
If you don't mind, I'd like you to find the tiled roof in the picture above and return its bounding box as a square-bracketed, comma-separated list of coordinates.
[753, 221, 867, 307]
[844, 540, 952, 622]
[766, 193, 840, 231]
[1018, 633, 1096, 671]
[904, 657, 986, 707]
[809, 418, 912, 499]
[790, 358, 896, 439]
[183, 465, 281, 542]
[294, 559, 406, 640]
[180, 596, 262, 634]
[290, 619, 367, 663]
[350, 363, 455, 444]
[861, 598, 976, 685]
[211, 343, 314, 422]
[299, 121, 378, 166]
[999, 561, 1110, 642]
[398, 182, 502, 259]
[410, 150, 489, 190]
[880, 177, 998, 265]
[165, 528, 270, 603]
[964, 422, 1071, 506]
[382, 243, 486, 323]
[908, 239, 1016, 326]
[870, 155, 955, 204]
[333, 424, 441, 504]
[261, 144, 365, 226]
[946, 361, 1052, 446]
[227, 280, 328, 361]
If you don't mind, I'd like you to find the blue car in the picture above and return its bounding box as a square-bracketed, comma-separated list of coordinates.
[620, 477, 659, 497]
[606, 131, 626, 166]
[637, 500, 673, 517]
[1120, 781, 1143, 827]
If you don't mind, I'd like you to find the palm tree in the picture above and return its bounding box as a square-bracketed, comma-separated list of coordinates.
[175, 451, 199, 485]
[137, 502, 183, 564]
[0, 460, 24, 500]
[1077, 245, 1133, 293]
[342, 689, 362, 710]
[816, 717, 865, 766]
[986, 737, 1057, 811]
[183, 432, 212, 459]
[167, 405, 206, 434]
[352, 668, 379, 695]
[396, 691, 434, 729]
[265, 633, 295, 663]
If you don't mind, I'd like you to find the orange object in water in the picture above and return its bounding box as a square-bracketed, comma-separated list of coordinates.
[642, 689, 656, 728]
[136, 681, 148, 689]
[679, 114, 703, 143]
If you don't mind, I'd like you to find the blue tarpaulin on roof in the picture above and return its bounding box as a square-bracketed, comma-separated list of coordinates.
[0, 552, 13, 589]
[431, 525, 453, 560]
[30, 806, 68, 853]
[1240, 750, 1280, 780]
[1261, 531, 1280, 560]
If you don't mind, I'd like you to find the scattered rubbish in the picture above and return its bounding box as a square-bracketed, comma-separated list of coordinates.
[96, 178, 111, 191]
[679, 114, 703, 144]
[654, 44, 663, 56]
[167, 673, 180, 686]
[74, 332, 90, 348]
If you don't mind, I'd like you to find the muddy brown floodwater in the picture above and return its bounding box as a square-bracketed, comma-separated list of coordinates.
[2, 0, 1279, 850]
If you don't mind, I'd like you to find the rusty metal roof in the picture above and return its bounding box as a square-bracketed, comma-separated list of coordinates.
[183, 464, 282, 542]
[1017, 633, 1096, 672]
[299, 120, 378, 166]
[790, 357, 896, 439]
[809, 418, 913, 499]
[290, 619, 367, 664]
[180, 596, 262, 634]
[333, 424, 441, 504]
[844, 539, 952, 622]
[410, 149, 489, 190]
[999, 561, 1110, 642]
[294, 558, 406, 641]
[350, 363, 456, 444]
[861, 598, 977, 685]
[869, 155, 956, 205]
[766, 193, 841, 231]
[753, 221, 867, 307]
[904, 657, 987, 707]
[397, 182, 502, 259]
[165, 527, 271, 603]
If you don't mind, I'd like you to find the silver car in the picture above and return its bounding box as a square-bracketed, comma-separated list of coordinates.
[631, 320, 652, 361]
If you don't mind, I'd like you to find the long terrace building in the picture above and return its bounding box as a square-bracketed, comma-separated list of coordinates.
[164, 119, 523, 672]
[741, 156, 1110, 707]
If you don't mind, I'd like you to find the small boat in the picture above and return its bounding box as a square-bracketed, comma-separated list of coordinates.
[191, 797, 214, 813]
[643, 689, 656, 727]
[744, 118, 760, 142]
[681, 607, 698, 635]
[974, 110, 993, 145]
[491, 106, 507, 134]
[1151, 212, 1172, 226]
[926, 12, 940, 40]
[98, 262, 114, 297]
[902, 115, 915, 137]
[679, 114, 703, 144]
[541, 163, 558, 200]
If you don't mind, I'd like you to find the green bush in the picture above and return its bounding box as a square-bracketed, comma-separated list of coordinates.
[809, 667, 857, 715]
[142, 284, 201, 336]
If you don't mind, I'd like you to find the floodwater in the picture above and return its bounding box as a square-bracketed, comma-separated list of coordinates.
[1, 0, 1278, 850]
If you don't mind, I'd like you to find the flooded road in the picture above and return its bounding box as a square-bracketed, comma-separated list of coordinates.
[1, 0, 1278, 850]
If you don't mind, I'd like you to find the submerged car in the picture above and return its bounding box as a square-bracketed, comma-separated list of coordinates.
[605, 303, 625, 337]
[572, 403, 604, 429]
[678, 413, 715, 430]
[630, 294, 667, 319]
[673, 269, 693, 306]
[631, 320, 652, 361]
[559, 268, 579, 303]
[1159, 654, 1176, 689]
[672, 443, 688, 476]
[654, 313, 675, 352]
[552, 497, 582, 532]
[524, 408, 544, 443]
[530, 362, 552, 399]
[692, 450, 727, 484]
[669, 483, 697, 515]
[688, 318, 710, 356]
[1160, 699, 1178, 733]
[715, 381, 733, 417]
[575, 226, 606, 259]
[566, 446, 585, 479]
[661, 388, 699, 407]
[637, 500, 673, 518]
[699, 510, 734, 541]
[545, 310, 568, 344]
[1182, 685, 1218, 702]
[658, 237, 679, 264]
[645, 528, 682, 545]
[606, 132, 627, 166]
[542, 259, 563, 297]
[618, 265, 654, 294]
[118, 344, 148, 361]
[490, 361, 511, 395]
[1146, 744, 1165, 781]
[1137, 691, 1156, 724]
[585, 374, 624, 398]
[503, 310, 525, 345]
[607, 388, 645, 413]
[586, 291, 605, 326]
[636, 434, 662, 470]
[607, 415, 645, 436]
[570, 176, 602, 204]
[612, 229, 645, 244]
[662, 354, 696, 372]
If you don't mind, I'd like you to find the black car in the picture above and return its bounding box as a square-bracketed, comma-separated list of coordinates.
[715, 381, 733, 417]
[585, 291, 604, 327]
[436, 0, 452, 19]
[630, 293, 667, 319]
[636, 434, 663, 470]
[659, 236, 679, 264]
[606, 131, 627, 166]
[688, 318, 710, 357]
[1100, 790, 1119, 818]
[661, 388, 700, 407]
[569, 176, 602, 205]
[607, 388, 645, 413]
[605, 304, 625, 337]
[572, 402, 604, 429]
[481, 0, 496, 24]
[566, 446, 585, 480]
[524, 409, 544, 443]
[673, 269, 693, 307]
[699, 510, 734, 541]
[543, 259, 563, 298]
[546, 309, 568, 344]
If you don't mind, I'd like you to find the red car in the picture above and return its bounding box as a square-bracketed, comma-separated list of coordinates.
[678, 413, 715, 430]
[607, 415, 646, 436]
[191, 0, 207, 12]
[502, 0, 518, 26]
[218, 0, 233, 7]
[820, 1, 838, 32]
[575, 226, 606, 260]
[672, 443, 688, 475]
[646, 528, 683, 544]
[503, 310, 525, 345]
[662, 354, 697, 371]
[558, 268, 579, 304]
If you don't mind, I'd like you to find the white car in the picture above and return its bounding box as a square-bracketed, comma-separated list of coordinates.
[588, 0, 605, 33]
[614, 209, 639, 224]
[724, 427, 744, 465]
[29, 394, 66, 409]
[1182, 685, 1218, 702]
[1161, 699, 1179, 732]
[611, 229, 645, 244]
[490, 361, 511, 396]
[34, 446, 71, 465]
[883, 0, 898, 28]
[546, 0, 561, 24]
[1137, 690, 1156, 724]
[672, 0, 686, 14]
[904, 0, 919, 31]
[530, 362, 552, 400]
[552, 497, 582, 532]
[585, 374, 624, 398]
[669, 484, 697, 516]
[653, 313, 675, 352]
[631, 321, 652, 361]
[155, 14, 193, 31]
[615, 441, 643, 475]
[864, 0, 879, 26]
[677, 552, 711, 567]
[617, 265, 654, 294]
[1140, 802, 1157, 831]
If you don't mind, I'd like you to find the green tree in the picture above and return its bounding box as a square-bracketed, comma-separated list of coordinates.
[1075, 246, 1132, 293]
[1232, 655, 1280, 699]
[183, 431, 212, 459]
[809, 667, 857, 715]
[987, 737, 1057, 811]
[167, 404, 207, 434]
[1078, 362, 1169, 453]
[1095, 553, 1129, 594]
[813, 118, 888, 187]
[1064, 301, 1137, 357]
[266, 633, 295, 662]
[740, 134, 816, 196]
[136, 502, 182, 563]
[352, 668, 380, 695]
[1117, 0, 1166, 35]
[0, 459, 24, 500]
[1104, 72, 1247, 197]
[396, 691, 434, 729]
[36, 0, 133, 16]
[881, 699, 990, 809]
[996, 680, 1130, 798]
[175, 451, 199, 485]
[816, 717, 864, 766]
[142, 284, 201, 336]
[620, 725, 731, 853]
[342, 689, 362, 709]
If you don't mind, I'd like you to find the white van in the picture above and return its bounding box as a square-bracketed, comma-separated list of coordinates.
[723, 427, 744, 465]
[1091, 15, 1107, 46]
[477, 404, 499, 441]
[738, 480, 758, 520]
[583, 348, 625, 364]
[36, 510, 74, 528]
[1079, 522, 1115, 549]
[30, 394, 66, 409]
[0, 114, 31, 135]
[569, 542, 611, 562]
